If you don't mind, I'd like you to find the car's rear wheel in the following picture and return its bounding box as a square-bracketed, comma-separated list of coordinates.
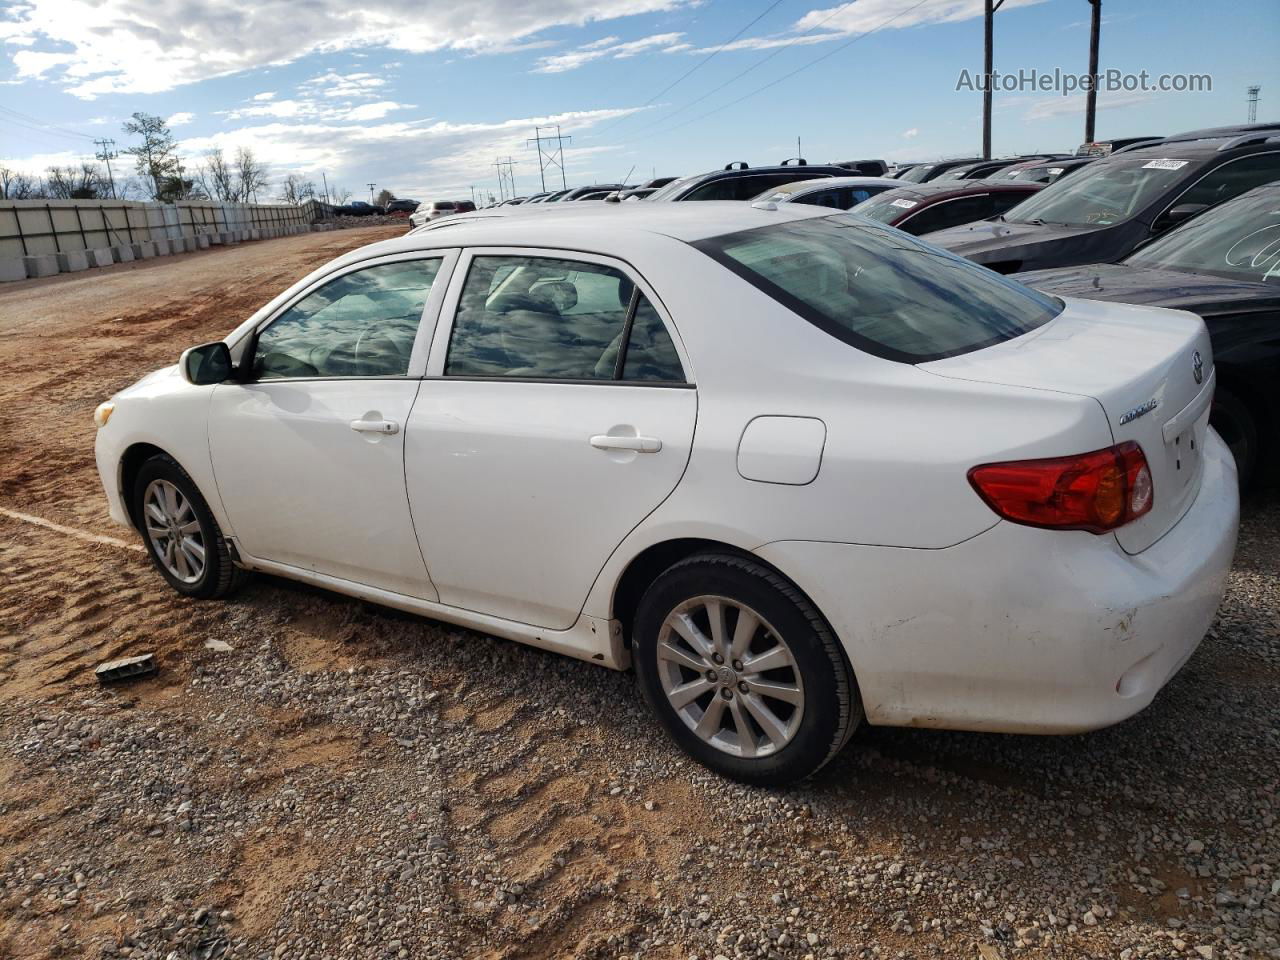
[133, 454, 242, 599]
[634, 553, 860, 785]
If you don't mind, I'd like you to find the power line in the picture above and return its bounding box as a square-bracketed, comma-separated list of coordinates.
[606, 0, 862, 143]
[589, 0, 791, 140]
[631, 0, 934, 144]
[0, 104, 96, 141]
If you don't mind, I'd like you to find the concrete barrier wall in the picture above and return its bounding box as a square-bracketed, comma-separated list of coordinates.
[0, 199, 311, 261]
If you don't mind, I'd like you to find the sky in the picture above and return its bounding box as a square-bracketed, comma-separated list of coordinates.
[1, 0, 1277, 204]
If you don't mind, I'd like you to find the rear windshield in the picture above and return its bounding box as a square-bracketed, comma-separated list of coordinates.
[693, 214, 1062, 363]
[1004, 156, 1195, 226]
[433, 202, 456, 209]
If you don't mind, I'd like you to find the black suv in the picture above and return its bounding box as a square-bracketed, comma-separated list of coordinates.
[921, 124, 1280, 273]
[646, 161, 851, 201]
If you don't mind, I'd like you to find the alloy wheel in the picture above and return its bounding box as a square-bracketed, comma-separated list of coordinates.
[142, 478, 206, 584]
[656, 595, 805, 758]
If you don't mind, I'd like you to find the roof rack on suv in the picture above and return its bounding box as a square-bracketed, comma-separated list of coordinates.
[1157, 122, 1280, 145]
[1218, 131, 1280, 151]
[724, 161, 749, 171]
[779, 157, 808, 166]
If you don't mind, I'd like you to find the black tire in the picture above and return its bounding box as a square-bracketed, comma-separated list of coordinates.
[1211, 388, 1258, 489]
[132, 453, 243, 599]
[633, 553, 860, 786]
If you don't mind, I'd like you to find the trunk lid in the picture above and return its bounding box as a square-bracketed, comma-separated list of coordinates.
[922, 296, 1214, 553]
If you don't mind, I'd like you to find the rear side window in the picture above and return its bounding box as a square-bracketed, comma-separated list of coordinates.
[444, 255, 684, 382]
[898, 195, 992, 235]
[686, 174, 823, 201]
[1174, 152, 1280, 208]
[694, 214, 1061, 363]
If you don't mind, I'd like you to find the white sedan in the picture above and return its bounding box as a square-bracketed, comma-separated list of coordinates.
[94, 203, 1238, 784]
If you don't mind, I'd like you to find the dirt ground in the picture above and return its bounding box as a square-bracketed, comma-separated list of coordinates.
[0, 227, 1276, 960]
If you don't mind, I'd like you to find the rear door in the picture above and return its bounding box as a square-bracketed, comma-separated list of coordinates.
[405, 248, 697, 629]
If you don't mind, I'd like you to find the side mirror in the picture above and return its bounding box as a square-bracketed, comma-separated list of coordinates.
[1156, 202, 1209, 231]
[180, 341, 233, 385]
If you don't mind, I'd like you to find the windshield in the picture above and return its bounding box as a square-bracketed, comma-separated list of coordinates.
[849, 191, 921, 224]
[645, 175, 698, 201]
[693, 214, 1062, 363]
[1004, 156, 1195, 226]
[1128, 188, 1280, 283]
[896, 164, 935, 183]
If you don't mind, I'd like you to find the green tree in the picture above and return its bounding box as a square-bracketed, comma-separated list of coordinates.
[121, 112, 178, 200]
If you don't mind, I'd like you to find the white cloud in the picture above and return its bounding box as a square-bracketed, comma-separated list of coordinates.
[343, 100, 412, 122]
[1024, 90, 1156, 121]
[534, 31, 685, 73]
[251, 91, 277, 101]
[901, 127, 918, 138]
[686, 0, 1045, 54]
[0, 0, 696, 98]
[302, 71, 387, 99]
[167, 111, 196, 127]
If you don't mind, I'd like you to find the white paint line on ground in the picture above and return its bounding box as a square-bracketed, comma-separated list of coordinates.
[0, 505, 145, 553]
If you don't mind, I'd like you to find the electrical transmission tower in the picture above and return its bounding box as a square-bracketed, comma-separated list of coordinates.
[93, 138, 119, 198]
[527, 125, 571, 192]
[1247, 85, 1261, 124]
[493, 157, 519, 201]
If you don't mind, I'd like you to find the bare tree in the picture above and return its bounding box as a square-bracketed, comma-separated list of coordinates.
[0, 165, 39, 199]
[375, 188, 395, 208]
[200, 147, 238, 201]
[331, 186, 352, 204]
[121, 112, 178, 199]
[45, 162, 105, 199]
[278, 173, 317, 204]
[235, 147, 269, 203]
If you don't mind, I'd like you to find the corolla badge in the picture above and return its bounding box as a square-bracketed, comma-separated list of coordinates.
[1192, 350, 1204, 385]
[1118, 399, 1159, 426]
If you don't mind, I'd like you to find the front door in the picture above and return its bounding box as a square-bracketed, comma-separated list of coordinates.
[405, 249, 697, 629]
[208, 254, 453, 598]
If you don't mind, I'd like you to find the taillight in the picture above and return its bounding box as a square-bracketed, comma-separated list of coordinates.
[968, 441, 1153, 534]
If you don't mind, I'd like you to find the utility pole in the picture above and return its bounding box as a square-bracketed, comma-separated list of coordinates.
[93, 138, 118, 198]
[1247, 85, 1261, 123]
[470, 185, 476, 206]
[493, 157, 518, 201]
[367, 182, 376, 204]
[321, 171, 330, 206]
[527, 125, 571, 192]
[981, 0, 1006, 160]
[1084, 0, 1102, 144]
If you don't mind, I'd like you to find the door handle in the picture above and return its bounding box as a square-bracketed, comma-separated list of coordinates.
[590, 434, 662, 453]
[350, 418, 400, 435]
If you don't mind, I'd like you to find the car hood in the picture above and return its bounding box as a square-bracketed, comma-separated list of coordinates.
[118, 363, 181, 398]
[1015, 263, 1280, 314]
[922, 219, 1102, 261]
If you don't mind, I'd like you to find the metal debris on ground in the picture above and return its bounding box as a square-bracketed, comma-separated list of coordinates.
[94, 653, 157, 684]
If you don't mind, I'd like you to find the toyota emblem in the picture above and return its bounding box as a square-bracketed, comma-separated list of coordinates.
[1192, 351, 1204, 385]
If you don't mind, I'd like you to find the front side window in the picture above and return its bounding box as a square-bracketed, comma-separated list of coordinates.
[1128, 187, 1280, 283]
[1004, 156, 1199, 227]
[694, 214, 1062, 363]
[444, 255, 684, 382]
[253, 259, 441, 379]
[1171, 152, 1280, 209]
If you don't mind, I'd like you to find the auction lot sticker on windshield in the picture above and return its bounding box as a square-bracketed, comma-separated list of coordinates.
[1143, 159, 1190, 170]
[891, 198, 919, 209]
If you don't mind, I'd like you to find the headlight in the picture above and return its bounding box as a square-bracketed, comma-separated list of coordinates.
[93, 401, 115, 428]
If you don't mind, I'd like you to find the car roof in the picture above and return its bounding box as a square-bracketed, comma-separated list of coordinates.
[765, 176, 903, 196]
[375, 201, 835, 260]
[881, 177, 1041, 200]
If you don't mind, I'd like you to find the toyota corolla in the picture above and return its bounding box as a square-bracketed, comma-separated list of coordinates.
[93, 203, 1238, 784]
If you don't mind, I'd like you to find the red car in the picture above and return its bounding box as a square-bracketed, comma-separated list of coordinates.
[849, 178, 1043, 235]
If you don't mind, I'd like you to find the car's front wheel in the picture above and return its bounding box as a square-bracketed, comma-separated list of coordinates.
[634, 554, 860, 785]
[133, 454, 242, 599]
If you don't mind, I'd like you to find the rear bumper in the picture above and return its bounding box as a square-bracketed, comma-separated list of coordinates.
[756, 428, 1239, 734]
